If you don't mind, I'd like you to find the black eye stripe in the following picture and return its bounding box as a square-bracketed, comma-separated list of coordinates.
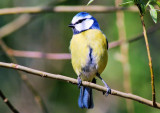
[75, 18, 86, 25]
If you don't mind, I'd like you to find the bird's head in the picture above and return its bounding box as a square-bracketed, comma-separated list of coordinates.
[69, 12, 100, 34]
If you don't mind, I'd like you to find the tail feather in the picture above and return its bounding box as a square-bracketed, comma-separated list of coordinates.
[78, 86, 94, 109]
[78, 86, 84, 108]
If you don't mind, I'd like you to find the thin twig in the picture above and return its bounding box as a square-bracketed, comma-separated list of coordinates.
[0, 90, 19, 113]
[0, 62, 159, 109]
[140, 15, 156, 106]
[0, 6, 138, 15]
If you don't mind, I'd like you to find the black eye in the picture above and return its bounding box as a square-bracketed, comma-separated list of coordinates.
[78, 19, 85, 23]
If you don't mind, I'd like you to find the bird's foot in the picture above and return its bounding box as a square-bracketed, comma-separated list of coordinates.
[103, 86, 111, 96]
[96, 73, 111, 96]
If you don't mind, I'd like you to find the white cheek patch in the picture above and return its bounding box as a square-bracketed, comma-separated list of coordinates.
[72, 15, 92, 24]
[75, 19, 94, 32]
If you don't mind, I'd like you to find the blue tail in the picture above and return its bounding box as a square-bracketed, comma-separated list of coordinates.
[78, 86, 94, 109]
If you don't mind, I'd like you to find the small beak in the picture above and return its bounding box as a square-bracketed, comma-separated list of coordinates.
[68, 24, 74, 28]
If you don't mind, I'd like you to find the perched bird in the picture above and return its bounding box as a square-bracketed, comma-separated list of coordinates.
[69, 12, 111, 109]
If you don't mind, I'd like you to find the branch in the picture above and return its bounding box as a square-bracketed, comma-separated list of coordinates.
[140, 15, 156, 105]
[0, 90, 19, 113]
[0, 62, 160, 109]
[0, 6, 138, 15]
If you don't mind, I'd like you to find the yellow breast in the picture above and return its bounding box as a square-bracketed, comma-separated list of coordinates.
[70, 29, 108, 81]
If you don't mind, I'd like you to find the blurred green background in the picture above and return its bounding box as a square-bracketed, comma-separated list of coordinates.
[0, 0, 160, 113]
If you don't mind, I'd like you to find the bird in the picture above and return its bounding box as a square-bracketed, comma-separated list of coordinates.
[69, 12, 111, 109]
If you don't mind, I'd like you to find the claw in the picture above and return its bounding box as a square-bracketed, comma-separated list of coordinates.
[104, 87, 111, 96]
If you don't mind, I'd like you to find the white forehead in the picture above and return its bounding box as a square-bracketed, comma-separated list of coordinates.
[71, 15, 92, 24]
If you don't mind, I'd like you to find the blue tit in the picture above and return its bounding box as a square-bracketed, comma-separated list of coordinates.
[69, 12, 111, 109]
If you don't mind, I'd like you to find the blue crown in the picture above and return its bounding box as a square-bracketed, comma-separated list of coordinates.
[75, 12, 90, 18]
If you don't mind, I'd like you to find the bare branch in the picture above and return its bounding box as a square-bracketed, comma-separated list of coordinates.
[140, 15, 156, 105]
[0, 6, 138, 15]
[0, 62, 160, 109]
[0, 90, 19, 113]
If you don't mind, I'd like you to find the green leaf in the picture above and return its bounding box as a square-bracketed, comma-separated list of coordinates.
[119, 1, 134, 6]
[149, 4, 157, 23]
[87, 0, 94, 6]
